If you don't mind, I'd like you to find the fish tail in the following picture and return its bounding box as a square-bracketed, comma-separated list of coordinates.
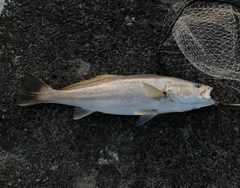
[17, 73, 53, 106]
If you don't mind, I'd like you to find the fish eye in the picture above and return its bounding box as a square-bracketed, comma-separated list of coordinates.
[195, 84, 201, 88]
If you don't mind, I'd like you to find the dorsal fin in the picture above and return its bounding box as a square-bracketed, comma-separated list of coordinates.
[62, 75, 119, 90]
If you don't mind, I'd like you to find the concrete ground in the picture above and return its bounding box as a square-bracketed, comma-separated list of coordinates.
[1, 0, 240, 187]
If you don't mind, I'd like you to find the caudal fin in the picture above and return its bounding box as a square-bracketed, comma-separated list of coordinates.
[17, 73, 52, 106]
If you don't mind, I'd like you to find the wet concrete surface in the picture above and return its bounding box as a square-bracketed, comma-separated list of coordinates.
[1, 0, 240, 187]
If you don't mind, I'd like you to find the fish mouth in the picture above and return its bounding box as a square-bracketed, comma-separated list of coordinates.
[200, 87, 213, 99]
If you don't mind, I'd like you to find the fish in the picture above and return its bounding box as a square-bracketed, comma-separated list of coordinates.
[17, 73, 215, 126]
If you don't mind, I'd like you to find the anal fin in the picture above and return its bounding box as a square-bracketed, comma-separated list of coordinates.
[73, 107, 94, 120]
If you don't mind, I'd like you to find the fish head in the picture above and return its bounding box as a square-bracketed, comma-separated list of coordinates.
[167, 81, 215, 106]
[183, 82, 213, 99]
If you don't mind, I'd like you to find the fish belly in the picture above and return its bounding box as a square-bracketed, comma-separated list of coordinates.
[76, 96, 159, 115]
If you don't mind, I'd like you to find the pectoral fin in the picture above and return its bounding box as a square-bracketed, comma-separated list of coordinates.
[143, 83, 166, 99]
[135, 114, 158, 127]
[73, 107, 94, 120]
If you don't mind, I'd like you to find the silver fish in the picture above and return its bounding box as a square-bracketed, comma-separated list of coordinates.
[17, 73, 215, 126]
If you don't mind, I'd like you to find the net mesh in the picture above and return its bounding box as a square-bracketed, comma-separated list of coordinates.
[159, 0, 240, 103]
[173, 2, 240, 80]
